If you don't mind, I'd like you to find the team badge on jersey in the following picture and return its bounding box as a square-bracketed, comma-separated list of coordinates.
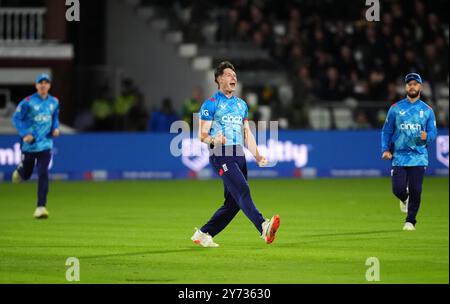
[420, 110, 424, 118]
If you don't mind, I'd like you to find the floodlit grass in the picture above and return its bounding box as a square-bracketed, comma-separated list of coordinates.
[0, 178, 448, 283]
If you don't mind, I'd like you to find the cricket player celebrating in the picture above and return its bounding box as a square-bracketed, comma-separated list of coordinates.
[381, 73, 437, 231]
[191, 61, 280, 247]
[12, 73, 60, 219]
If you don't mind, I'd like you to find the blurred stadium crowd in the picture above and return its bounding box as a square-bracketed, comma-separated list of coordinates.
[1, 0, 448, 132]
[85, 0, 448, 132]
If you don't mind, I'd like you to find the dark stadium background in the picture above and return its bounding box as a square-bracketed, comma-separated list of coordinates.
[0, 0, 448, 132]
[0, 0, 448, 181]
[0, 0, 448, 286]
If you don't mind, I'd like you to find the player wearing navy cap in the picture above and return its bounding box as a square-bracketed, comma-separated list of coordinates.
[11, 73, 60, 219]
[191, 61, 280, 247]
[381, 73, 437, 230]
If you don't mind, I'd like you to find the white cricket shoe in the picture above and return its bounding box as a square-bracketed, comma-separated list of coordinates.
[261, 215, 280, 244]
[33, 207, 49, 219]
[400, 196, 409, 213]
[403, 222, 415, 231]
[191, 228, 219, 248]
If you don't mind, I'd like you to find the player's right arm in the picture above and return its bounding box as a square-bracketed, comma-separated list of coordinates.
[12, 99, 35, 143]
[381, 105, 396, 160]
[198, 99, 226, 147]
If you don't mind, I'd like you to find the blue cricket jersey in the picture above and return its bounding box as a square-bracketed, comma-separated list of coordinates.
[12, 93, 60, 153]
[199, 91, 248, 146]
[381, 98, 437, 166]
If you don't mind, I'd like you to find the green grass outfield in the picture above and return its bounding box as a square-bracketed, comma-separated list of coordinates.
[0, 177, 448, 284]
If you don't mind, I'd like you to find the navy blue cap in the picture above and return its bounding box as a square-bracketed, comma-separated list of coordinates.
[405, 73, 422, 84]
[35, 73, 51, 84]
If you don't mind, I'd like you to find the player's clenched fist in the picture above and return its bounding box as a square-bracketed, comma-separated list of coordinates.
[382, 151, 393, 160]
[256, 155, 268, 167]
[214, 133, 227, 146]
[23, 134, 34, 143]
[420, 131, 427, 141]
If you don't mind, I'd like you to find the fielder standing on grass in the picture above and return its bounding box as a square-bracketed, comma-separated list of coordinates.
[381, 73, 437, 231]
[191, 61, 280, 247]
[11, 73, 60, 219]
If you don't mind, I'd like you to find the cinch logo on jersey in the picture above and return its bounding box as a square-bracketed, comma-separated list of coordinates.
[34, 114, 52, 123]
[222, 114, 243, 124]
[400, 123, 421, 131]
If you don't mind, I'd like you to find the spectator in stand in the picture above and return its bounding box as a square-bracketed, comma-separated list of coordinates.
[182, 86, 204, 128]
[114, 78, 139, 131]
[216, 8, 239, 43]
[148, 98, 180, 132]
[291, 66, 314, 128]
[353, 110, 372, 129]
[127, 92, 149, 131]
[287, 45, 309, 76]
[317, 67, 349, 101]
[89, 0, 449, 131]
[91, 85, 114, 131]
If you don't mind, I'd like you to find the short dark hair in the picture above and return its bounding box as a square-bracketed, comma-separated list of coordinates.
[214, 61, 236, 87]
